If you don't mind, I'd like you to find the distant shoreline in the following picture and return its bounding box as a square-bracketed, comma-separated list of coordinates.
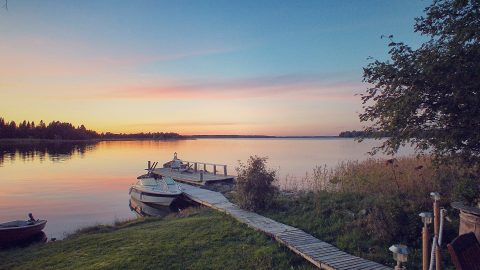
[0, 135, 354, 144]
[188, 135, 340, 139]
[0, 138, 188, 144]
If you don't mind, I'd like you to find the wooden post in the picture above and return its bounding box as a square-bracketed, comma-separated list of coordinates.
[194, 162, 198, 172]
[224, 165, 227, 176]
[200, 171, 203, 181]
[203, 163, 206, 172]
[434, 199, 441, 270]
[422, 225, 429, 270]
[148, 161, 151, 170]
[213, 165, 217, 175]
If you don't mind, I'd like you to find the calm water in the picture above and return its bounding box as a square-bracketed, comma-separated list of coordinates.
[0, 138, 413, 239]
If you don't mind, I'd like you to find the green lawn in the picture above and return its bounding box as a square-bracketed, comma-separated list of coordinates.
[0, 208, 313, 270]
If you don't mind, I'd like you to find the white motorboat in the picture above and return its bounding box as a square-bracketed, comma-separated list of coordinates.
[129, 162, 182, 206]
[129, 175, 182, 206]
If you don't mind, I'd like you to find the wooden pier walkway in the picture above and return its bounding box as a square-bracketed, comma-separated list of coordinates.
[152, 167, 234, 186]
[179, 183, 391, 270]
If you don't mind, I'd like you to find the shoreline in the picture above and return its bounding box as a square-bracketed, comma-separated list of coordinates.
[0, 138, 189, 144]
[0, 136, 356, 145]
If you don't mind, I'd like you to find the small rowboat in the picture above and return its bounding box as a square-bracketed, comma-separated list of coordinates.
[0, 214, 47, 245]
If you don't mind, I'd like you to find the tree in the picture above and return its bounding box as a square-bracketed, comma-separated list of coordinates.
[360, 0, 480, 166]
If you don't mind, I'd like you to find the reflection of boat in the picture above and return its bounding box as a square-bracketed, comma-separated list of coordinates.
[129, 197, 171, 217]
[0, 214, 47, 246]
[130, 162, 182, 206]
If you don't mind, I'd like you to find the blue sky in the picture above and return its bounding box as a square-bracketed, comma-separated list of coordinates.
[0, 0, 430, 135]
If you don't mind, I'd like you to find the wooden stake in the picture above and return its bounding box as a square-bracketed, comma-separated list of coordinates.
[422, 225, 429, 270]
[434, 199, 441, 270]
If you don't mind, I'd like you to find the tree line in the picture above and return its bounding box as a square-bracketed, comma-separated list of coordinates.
[0, 117, 183, 140]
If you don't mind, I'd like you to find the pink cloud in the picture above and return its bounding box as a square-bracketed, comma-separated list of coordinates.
[103, 74, 364, 100]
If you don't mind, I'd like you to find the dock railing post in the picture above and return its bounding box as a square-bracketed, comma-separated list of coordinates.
[148, 161, 151, 170]
[213, 165, 217, 175]
[224, 165, 227, 176]
[194, 162, 197, 172]
[203, 163, 206, 172]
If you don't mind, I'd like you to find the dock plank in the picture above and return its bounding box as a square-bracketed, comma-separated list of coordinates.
[179, 183, 391, 270]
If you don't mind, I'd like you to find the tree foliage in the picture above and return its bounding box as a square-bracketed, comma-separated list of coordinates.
[360, 0, 480, 166]
[235, 156, 278, 211]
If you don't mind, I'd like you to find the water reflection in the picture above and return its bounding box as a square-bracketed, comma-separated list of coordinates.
[0, 141, 98, 165]
[129, 197, 190, 217]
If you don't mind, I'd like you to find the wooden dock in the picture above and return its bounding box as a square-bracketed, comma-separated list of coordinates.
[179, 183, 391, 270]
[152, 167, 235, 186]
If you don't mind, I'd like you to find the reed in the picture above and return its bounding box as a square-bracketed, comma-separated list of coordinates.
[267, 155, 479, 269]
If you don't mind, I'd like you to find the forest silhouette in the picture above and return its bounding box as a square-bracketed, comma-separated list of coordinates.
[0, 117, 183, 140]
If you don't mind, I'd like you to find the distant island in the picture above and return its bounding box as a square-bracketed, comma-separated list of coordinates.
[338, 130, 390, 138]
[0, 117, 183, 141]
[338, 130, 366, 138]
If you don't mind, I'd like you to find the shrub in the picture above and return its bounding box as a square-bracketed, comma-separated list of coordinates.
[235, 156, 278, 211]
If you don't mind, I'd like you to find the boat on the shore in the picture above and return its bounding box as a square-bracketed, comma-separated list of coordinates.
[0, 214, 47, 245]
[129, 162, 183, 207]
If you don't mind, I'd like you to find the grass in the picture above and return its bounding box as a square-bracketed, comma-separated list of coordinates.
[254, 156, 478, 269]
[0, 208, 313, 270]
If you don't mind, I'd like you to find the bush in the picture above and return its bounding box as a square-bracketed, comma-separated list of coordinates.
[235, 156, 278, 211]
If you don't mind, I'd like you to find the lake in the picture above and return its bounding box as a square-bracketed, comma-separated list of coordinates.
[0, 138, 414, 239]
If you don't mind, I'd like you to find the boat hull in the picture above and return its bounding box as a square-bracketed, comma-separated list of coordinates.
[0, 220, 47, 244]
[129, 187, 179, 206]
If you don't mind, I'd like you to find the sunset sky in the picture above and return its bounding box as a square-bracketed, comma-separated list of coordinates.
[0, 1, 428, 135]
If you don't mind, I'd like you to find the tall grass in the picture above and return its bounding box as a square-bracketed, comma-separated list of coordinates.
[269, 156, 479, 269]
[280, 156, 478, 204]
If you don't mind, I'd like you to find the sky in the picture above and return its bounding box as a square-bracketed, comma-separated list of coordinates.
[0, 0, 430, 136]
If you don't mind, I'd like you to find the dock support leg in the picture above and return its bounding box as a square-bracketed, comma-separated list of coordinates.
[214, 165, 217, 175]
[224, 165, 227, 176]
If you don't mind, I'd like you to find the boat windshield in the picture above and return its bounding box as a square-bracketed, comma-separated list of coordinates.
[140, 178, 160, 186]
[164, 177, 176, 185]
